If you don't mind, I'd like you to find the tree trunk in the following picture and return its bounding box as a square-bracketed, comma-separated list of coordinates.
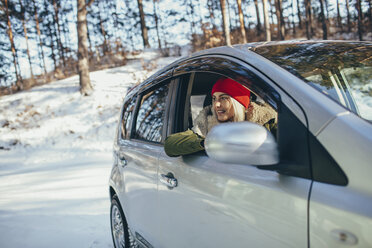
[4, 0, 22, 90]
[77, 0, 93, 95]
[97, 1, 109, 54]
[19, 0, 34, 84]
[263, 0, 271, 41]
[305, 0, 313, 39]
[53, 0, 66, 69]
[336, 0, 342, 30]
[226, 0, 233, 33]
[254, 0, 262, 34]
[236, 0, 247, 43]
[153, 0, 162, 49]
[86, 22, 93, 55]
[270, 0, 275, 26]
[356, 0, 363, 40]
[291, 0, 296, 35]
[319, 0, 327, 39]
[137, 0, 150, 48]
[275, 0, 284, 39]
[219, 0, 231, 46]
[296, 0, 302, 29]
[279, 0, 285, 37]
[345, 0, 351, 32]
[32, 0, 47, 77]
[44, 0, 57, 71]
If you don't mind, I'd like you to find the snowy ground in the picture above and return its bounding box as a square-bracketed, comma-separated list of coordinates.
[0, 50, 180, 248]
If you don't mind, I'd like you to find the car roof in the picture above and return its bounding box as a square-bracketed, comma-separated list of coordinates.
[191, 39, 372, 56]
[125, 40, 372, 105]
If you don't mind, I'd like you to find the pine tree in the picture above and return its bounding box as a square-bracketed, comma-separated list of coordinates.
[19, 0, 34, 86]
[263, 0, 271, 41]
[356, 0, 363, 40]
[32, 0, 48, 77]
[77, 0, 93, 95]
[137, 0, 150, 48]
[4, 0, 23, 90]
[319, 0, 328, 39]
[305, 0, 313, 39]
[236, 0, 247, 43]
[220, 0, 231, 45]
[254, 0, 262, 34]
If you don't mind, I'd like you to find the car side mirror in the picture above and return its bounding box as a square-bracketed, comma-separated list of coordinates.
[205, 122, 279, 166]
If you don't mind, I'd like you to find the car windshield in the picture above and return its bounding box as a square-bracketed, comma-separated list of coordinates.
[252, 42, 372, 122]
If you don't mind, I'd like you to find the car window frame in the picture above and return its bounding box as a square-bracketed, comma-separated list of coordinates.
[172, 55, 281, 132]
[170, 54, 315, 181]
[118, 94, 139, 141]
[130, 78, 175, 145]
[117, 65, 175, 145]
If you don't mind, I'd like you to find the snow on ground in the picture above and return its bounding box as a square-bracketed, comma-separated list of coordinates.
[0, 50, 180, 248]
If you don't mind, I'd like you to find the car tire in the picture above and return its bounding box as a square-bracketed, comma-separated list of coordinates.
[111, 194, 130, 248]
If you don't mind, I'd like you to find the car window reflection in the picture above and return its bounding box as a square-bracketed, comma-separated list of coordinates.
[254, 42, 372, 121]
[134, 85, 169, 142]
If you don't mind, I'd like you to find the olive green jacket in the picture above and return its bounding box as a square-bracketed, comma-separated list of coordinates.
[164, 130, 205, 157]
[164, 119, 277, 157]
[165, 103, 277, 157]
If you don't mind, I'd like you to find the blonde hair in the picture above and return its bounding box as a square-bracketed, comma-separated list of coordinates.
[231, 97, 246, 122]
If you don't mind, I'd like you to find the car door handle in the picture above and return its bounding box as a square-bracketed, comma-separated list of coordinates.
[118, 155, 127, 167]
[160, 173, 178, 188]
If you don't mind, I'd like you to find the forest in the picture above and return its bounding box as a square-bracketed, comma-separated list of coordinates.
[1, 0, 372, 95]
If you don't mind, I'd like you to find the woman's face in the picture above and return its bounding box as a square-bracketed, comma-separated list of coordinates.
[212, 92, 235, 122]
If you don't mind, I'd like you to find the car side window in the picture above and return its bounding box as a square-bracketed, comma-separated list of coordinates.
[176, 72, 278, 136]
[120, 95, 137, 140]
[133, 84, 169, 143]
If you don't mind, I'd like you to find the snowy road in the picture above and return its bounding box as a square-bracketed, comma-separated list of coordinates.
[0, 51, 179, 248]
[0, 149, 113, 248]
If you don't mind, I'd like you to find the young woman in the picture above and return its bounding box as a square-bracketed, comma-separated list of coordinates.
[164, 77, 277, 157]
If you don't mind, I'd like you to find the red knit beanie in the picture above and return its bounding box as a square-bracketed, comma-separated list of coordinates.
[211, 78, 250, 108]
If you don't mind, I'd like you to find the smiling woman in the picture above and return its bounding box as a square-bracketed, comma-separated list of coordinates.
[212, 77, 250, 122]
[163, 77, 277, 157]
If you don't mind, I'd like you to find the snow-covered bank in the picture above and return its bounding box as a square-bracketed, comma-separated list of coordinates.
[0, 51, 180, 248]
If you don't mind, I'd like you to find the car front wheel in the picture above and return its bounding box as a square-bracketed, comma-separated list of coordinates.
[110, 194, 130, 248]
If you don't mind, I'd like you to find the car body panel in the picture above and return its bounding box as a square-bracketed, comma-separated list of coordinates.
[316, 113, 372, 189]
[309, 112, 372, 247]
[157, 151, 310, 248]
[310, 182, 372, 247]
[117, 140, 162, 247]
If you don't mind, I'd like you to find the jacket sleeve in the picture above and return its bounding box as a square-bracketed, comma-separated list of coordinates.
[164, 129, 205, 157]
[263, 118, 277, 138]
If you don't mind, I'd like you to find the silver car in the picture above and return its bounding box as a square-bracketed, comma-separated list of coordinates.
[109, 40, 372, 248]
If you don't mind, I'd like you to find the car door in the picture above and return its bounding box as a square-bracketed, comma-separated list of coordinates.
[116, 78, 173, 247]
[309, 113, 372, 247]
[157, 56, 312, 248]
